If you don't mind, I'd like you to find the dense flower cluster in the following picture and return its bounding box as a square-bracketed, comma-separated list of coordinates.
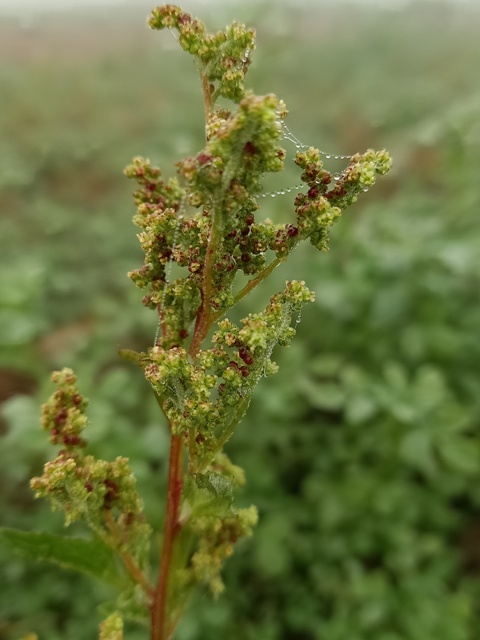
[189, 501, 258, 595]
[149, 5, 255, 104]
[125, 104, 391, 343]
[31, 370, 151, 569]
[294, 147, 392, 251]
[142, 280, 313, 471]
[99, 612, 123, 640]
[30, 6, 392, 639]
[121, 10, 391, 627]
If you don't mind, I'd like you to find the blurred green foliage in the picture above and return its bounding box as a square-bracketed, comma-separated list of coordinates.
[1, 2, 480, 639]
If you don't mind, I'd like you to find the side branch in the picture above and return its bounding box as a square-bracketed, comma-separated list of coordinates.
[104, 511, 154, 598]
[211, 256, 284, 325]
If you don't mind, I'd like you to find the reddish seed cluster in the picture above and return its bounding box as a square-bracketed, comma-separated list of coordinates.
[325, 184, 347, 201]
[228, 360, 251, 378]
[177, 11, 192, 25]
[48, 401, 87, 449]
[124, 512, 135, 527]
[197, 152, 213, 166]
[238, 347, 254, 365]
[103, 478, 120, 510]
[54, 408, 68, 426]
[63, 434, 83, 447]
[214, 253, 236, 273]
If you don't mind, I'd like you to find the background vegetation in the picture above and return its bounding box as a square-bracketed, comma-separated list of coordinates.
[1, 1, 480, 639]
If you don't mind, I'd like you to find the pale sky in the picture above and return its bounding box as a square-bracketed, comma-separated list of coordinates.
[0, 0, 476, 18]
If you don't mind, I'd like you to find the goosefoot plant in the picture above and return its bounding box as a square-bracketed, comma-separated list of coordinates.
[4, 5, 391, 640]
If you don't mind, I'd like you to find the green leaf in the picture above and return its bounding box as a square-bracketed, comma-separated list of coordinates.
[196, 471, 235, 501]
[0, 528, 125, 587]
[186, 472, 236, 519]
[300, 377, 346, 412]
[436, 437, 480, 475]
[399, 428, 438, 477]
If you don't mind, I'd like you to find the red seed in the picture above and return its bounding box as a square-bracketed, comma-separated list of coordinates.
[238, 348, 254, 365]
[197, 152, 213, 165]
[244, 141, 257, 155]
[54, 409, 68, 425]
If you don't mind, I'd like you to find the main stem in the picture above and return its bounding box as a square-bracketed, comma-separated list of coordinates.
[150, 432, 184, 640]
[150, 70, 215, 640]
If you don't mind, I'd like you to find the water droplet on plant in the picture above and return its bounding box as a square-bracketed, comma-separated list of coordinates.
[363, 187, 369, 192]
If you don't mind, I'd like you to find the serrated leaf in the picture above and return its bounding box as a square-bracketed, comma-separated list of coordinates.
[0, 528, 125, 587]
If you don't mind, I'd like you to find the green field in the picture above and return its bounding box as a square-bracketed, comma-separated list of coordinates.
[1, 2, 480, 639]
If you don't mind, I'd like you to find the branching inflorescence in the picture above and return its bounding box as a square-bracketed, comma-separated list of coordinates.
[28, 5, 391, 640]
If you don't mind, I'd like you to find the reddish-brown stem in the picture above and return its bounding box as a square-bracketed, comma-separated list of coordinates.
[150, 432, 184, 640]
[189, 200, 223, 355]
[189, 296, 211, 358]
[150, 69, 218, 640]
